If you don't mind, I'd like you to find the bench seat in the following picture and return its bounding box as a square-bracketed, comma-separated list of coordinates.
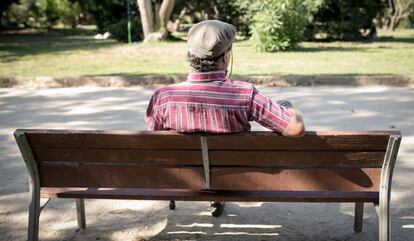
[14, 129, 401, 241]
[41, 187, 380, 203]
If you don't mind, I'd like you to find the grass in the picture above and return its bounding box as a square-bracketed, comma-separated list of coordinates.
[0, 28, 413, 77]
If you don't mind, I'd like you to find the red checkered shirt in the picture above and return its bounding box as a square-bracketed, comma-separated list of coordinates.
[145, 71, 293, 133]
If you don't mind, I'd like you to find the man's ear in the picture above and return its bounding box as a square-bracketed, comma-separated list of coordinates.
[221, 51, 231, 69]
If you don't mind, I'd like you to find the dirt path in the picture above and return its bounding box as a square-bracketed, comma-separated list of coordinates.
[1, 86, 413, 241]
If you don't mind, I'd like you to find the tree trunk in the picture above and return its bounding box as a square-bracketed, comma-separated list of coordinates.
[137, 0, 154, 39]
[159, 0, 175, 36]
[389, 13, 398, 30]
[154, 2, 161, 31]
[386, 0, 414, 31]
[172, 7, 187, 31]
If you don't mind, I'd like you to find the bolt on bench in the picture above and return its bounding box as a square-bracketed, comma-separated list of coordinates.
[14, 129, 401, 241]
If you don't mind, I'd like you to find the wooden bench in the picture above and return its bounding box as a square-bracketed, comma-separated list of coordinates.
[14, 129, 401, 241]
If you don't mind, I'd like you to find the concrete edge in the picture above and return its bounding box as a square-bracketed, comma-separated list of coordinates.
[1, 75, 413, 88]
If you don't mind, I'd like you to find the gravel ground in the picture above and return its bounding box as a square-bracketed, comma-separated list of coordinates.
[0, 86, 413, 241]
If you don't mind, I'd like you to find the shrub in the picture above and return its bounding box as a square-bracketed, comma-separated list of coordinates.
[106, 16, 143, 42]
[86, 0, 126, 31]
[34, 0, 81, 28]
[249, 0, 320, 52]
[307, 0, 381, 41]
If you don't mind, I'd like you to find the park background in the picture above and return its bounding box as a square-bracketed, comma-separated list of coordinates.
[1, 0, 414, 240]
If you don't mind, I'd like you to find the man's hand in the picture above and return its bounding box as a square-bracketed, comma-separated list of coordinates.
[277, 100, 305, 137]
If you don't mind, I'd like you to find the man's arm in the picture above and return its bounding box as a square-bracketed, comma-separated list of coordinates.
[145, 93, 163, 130]
[250, 87, 305, 137]
[277, 100, 305, 137]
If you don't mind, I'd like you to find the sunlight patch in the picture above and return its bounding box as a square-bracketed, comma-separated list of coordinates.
[176, 223, 214, 228]
[220, 224, 282, 229]
[214, 232, 279, 236]
[168, 231, 207, 235]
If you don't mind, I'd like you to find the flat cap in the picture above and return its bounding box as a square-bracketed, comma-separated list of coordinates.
[188, 20, 236, 59]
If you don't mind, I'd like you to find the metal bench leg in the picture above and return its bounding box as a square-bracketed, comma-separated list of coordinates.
[378, 201, 390, 241]
[375, 135, 401, 241]
[28, 180, 40, 241]
[14, 131, 41, 241]
[354, 202, 364, 233]
[76, 199, 86, 230]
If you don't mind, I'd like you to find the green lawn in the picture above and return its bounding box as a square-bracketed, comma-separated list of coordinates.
[0, 29, 413, 77]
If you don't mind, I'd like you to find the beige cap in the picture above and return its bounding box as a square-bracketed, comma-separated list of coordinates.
[187, 20, 236, 59]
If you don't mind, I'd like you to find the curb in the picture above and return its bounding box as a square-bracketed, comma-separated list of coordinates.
[1, 75, 413, 88]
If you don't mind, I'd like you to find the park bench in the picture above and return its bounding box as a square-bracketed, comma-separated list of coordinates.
[14, 129, 401, 241]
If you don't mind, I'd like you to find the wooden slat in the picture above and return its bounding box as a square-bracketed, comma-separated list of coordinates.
[210, 167, 381, 192]
[21, 129, 399, 151]
[33, 148, 203, 165]
[32, 148, 384, 167]
[206, 134, 390, 151]
[26, 131, 201, 149]
[40, 188, 379, 203]
[38, 165, 204, 189]
[209, 151, 385, 167]
[38, 164, 381, 192]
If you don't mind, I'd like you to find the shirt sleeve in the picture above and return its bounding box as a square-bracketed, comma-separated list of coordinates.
[144, 93, 163, 130]
[249, 86, 293, 133]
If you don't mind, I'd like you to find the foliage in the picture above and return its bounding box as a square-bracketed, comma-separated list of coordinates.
[212, 0, 250, 37]
[0, 0, 19, 27]
[248, 0, 321, 52]
[29, 0, 81, 28]
[107, 16, 143, 42]
[173, 0, 250, 37]
[86, 0, 128, 31]
[307, 0, 381, 40]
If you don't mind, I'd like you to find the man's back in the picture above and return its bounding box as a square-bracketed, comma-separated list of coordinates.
[146, 71, 293, 134]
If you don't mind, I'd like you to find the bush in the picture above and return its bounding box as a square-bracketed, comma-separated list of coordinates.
[307, 0, 381, 41]
[86, 0, 127, 31]
[249, 0, 320, 52]
[173, 0, 250, 37]
[33, 0, 81, 28]
[107, 16, 143, 42]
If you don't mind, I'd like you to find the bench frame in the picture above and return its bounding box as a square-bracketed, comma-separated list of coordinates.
[14, 130, 401, 241]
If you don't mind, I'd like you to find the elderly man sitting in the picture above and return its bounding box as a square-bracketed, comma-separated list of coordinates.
[145, 20, 305, 217]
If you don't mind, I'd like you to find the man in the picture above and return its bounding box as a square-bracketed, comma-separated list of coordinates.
[145, 20, 305, 216]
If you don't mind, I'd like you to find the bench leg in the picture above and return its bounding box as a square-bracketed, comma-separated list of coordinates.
[376, 135, 400, 241]
[76, 199, 86, 230]
[378, 197, 391, 241]
[169, 200, 176, 210]
[354, 202, 364, 233]
[28, 180, 40, 241]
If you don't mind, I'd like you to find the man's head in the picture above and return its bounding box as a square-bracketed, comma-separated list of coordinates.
[187, 20, 236, 72]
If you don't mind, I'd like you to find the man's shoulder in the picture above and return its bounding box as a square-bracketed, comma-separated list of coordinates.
[226, 79, 254, 87]
[153, 82, 187, 94]
[153, 79, 254, 96]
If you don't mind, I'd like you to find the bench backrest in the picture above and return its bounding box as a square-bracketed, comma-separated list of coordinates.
[15, 130, 401, 195]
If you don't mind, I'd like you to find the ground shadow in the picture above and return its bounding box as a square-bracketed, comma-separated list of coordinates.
[376, 36, 414, 44]
[0, 29, 119, 62]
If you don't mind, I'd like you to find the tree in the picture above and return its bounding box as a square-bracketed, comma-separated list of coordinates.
[136, 0, 175, 41]
[0, 0, 19, 28]
[386, 0, 414, 30]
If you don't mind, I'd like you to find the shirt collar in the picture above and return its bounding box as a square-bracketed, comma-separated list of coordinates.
[187, 71, 226, 82]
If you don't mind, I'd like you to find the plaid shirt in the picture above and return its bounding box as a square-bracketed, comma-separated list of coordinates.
[145, 71, 293, 133]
